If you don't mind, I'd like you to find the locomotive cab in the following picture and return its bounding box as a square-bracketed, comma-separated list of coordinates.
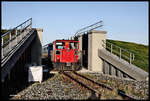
[50, 40, 80, 70]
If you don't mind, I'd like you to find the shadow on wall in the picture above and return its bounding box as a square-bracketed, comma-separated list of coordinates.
[82, 34, 88, 69]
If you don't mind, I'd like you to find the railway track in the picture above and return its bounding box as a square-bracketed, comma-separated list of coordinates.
[61, 71, 136, 100]
[62, 71, 113, 99]
[117, 89, 136, 100]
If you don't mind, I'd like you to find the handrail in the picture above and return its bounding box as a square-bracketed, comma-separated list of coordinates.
[1, 18, 32, 60]
[74, 20, 103, 37]
[1, 18, 32, 37]
[102, 40, 135, 64]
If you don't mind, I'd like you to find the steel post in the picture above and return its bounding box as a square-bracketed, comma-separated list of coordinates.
[9, 33, 12, 50]
[129, 53, 131, 64]
[133, 54, 135, 61]
[1, 38, 4, 59]
[15, 30, 17, 45]
[120, 48, 121, 59]
[111, 44, 112, 54]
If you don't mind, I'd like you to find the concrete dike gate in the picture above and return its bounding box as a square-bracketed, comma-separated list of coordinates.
[75, 30, 148, 81]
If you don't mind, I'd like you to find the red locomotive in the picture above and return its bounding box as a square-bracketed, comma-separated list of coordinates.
[48, 40, 80, 70]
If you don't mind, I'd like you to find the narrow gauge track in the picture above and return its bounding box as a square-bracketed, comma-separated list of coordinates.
[61, 71, 136, 100]
[62, 71, 113, 99]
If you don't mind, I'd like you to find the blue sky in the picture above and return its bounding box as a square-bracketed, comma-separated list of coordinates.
[2, 2, 148, 45]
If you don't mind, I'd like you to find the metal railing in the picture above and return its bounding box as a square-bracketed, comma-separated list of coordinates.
[102, 40, 135, 64]
[42, 44, 49, 53]
[1, 18, 32, 60]
[74, 20, 103, 37]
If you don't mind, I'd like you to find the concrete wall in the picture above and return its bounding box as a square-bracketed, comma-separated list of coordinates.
[88, 30, 107, 72]
[78, 35, 82, 55]
[31, 28, 43, 65]
[88, 33, 92, 71]
[99, 49, 149, 81]
[102, 58, 134, 79]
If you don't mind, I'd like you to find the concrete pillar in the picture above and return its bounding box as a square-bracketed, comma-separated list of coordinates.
[88, 33, 92, 71]
[78, 35, 83, 65]
[88, 30, 107, 72]
[31, 28, 43, 65]
[102, 59, 105, 74]
[118, 70, 123, 78]
[71, 36, 74, 40]
[111, 65, 116, 76]
[109, 64, 111, 75]
[104, 61, 109, 74]
[78, 35, 82, 53]
[120, 71, 124, 78]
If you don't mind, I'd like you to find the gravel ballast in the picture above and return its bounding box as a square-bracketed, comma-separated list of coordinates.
[11, 73, 90, 100]
[79, 72, 149, 100]
[10, 71, 149, 100]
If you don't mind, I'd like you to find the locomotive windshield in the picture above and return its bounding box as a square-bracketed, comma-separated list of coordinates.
[56, 42, 65, 49]
[55, 41, 78, 49]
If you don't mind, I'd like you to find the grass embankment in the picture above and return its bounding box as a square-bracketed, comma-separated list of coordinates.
[106, 39, 148, 72]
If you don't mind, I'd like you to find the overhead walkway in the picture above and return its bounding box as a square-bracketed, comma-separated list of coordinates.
[1, 18, 42, 82]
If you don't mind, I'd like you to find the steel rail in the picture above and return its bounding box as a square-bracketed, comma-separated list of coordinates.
[62, 71, 113, 99]
[62, 71, 137, 100]
[73, 71, 113, 90]
[62, 72, 101, 99]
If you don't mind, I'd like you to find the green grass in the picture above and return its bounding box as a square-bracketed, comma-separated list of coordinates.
[106, 39, 149, 72]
